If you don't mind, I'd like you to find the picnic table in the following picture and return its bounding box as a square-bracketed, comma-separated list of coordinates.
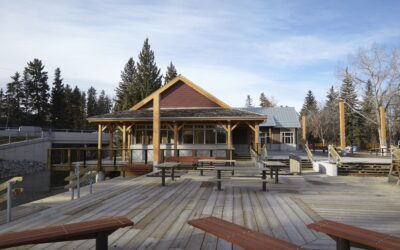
[154, 162, 180, 186]
[262, 160, 286, 184]
[214, 166, 269, 191]
[197, 159, 236, 176]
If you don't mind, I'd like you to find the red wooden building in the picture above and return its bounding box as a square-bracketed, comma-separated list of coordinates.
[88, 75, 267, 163]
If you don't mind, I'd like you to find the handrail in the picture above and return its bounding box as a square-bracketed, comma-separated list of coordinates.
[328, 145, 342, 165]
[303, 143, 315, 163]
[0, 176, 23, 223]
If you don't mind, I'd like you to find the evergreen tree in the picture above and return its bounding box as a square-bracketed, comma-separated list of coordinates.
[70, 86, 85, 130]
[114, 58, 139, 111]
[245, 95, 253, 107]
[361, 80, 378, 148]
[97, 90, 112, 114]
[300, 90, 318, 116]
[259, 92, 274, 107]
[323, 86, 339, 145]
[0, 89, 6, 125]
[135, 38, 162, 100]
[50, 68, 66, 128]
[5, 72, 25, 126]
[164, 62, 178, 84]
[86, 87, 98, 117]
[340, 68, 362, 147]
[23, 59, 50, 126]
[63, 84, 74, 128]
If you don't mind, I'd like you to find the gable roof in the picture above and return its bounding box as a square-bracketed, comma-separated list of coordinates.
[130, 75, 230, 110]
[88, 107, 266, 122]
[241, 107, 300, 128]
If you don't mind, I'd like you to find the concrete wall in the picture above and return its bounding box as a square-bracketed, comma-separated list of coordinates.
[0, 138, 52, 163]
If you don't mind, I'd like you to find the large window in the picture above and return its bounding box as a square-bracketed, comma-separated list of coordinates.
[281, 132, 294, 144]
[181, 124, 227, 144]
[260, 131, 271, 146]
[161, 125, 173, 144]
[135, 125, 153, 144]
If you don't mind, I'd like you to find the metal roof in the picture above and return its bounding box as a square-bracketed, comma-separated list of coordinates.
[88, 108, 266, 122]
[240, 107, 300, 128]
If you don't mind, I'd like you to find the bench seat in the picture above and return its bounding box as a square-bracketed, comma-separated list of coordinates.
[188, 216, 299, 250]
[307, 219, 400, 250]
[0, 216, 133, 250]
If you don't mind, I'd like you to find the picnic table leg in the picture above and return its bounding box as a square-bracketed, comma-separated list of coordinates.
[217, 170, 222, 191]
[336, 238, 350, 250]
[95, 232, 108, 250]
[161, 168, 166, 186]
[270, 167, 273, 179]
[171, 167, 175, 181]
[262, 170, 267, 192]
[200, 161, 204, 176]
[275, 167, 279, 184]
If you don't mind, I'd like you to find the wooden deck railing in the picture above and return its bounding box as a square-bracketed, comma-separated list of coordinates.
[0, 176, 23, 223]
[303, 143, 315, 163]
[328, 145, 342, 166]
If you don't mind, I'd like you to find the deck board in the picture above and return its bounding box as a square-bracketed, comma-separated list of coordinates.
[0, 165, 399, 250]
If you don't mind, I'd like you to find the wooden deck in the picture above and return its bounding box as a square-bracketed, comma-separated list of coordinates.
[0, 164, 399, 249]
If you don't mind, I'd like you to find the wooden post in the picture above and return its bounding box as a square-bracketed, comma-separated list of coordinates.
[254, 124, 260, 154]
[173, 123, 178, 156]
[67, 148, 72, 170]
[122, 124, 127, 161]
[153, 94, 160, 164]
[109, 126, 113, 160]
[98, 124, 102, 171]
[127, 127, 132, 161]
[379, 106, 387, 149]
[227, 122, 232, 160]
[301, 115, 307, 143]
[47, 148, 52, 170]
[269, 127, 272, 149]
[339, 100, 346, 149]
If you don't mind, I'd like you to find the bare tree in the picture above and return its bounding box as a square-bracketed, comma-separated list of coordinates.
[309, 103, 329, 146]
[348, 44, 400, 147]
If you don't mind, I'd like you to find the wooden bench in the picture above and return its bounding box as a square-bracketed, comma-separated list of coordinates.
[122, 163, 153, 177]
[166, 156, 198, 166]
[307, 219, 400, 250]
[0, 216, 133, 250]
[188, 216, 300, 250]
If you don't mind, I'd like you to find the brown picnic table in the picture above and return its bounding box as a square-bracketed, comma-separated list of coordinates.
[154, 162, 180, 186]
[214, 166, 269, 192]
[262, 160, 286, 184]
[197, 159, 236, 175]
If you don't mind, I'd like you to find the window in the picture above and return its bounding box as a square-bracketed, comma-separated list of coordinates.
[134, 125, 153, 144]
[281, 132, 294, 144]
[216, 126, 226, 144]
[161, 125, 173, 144]
[260, 131, 271, 146]
[180, 124, 227, 144]
[182, 128, 194, 144]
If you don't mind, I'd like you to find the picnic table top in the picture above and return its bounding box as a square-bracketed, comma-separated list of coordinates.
[214, 166, 267, 171]
[155, 162, 180, 168]
[197, 159, 236, 163]
[261, 160, 287, 166]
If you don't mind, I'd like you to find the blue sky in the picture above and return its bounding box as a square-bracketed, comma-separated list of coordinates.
[0, 0, 399, 110]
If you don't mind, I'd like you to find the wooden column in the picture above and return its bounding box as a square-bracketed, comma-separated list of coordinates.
[153, 94, 161, 164]
[301, 115, 307, 143]
[173, 123, 178, 156]
[379, 106, 387, 148]
[269, 127, 272, 149]
[254, 124, 260, 153]
[227, 122, 232, 160]
[122, 124, 127, 161]
[98, 124, 102, 171]
[109, 126, 113, 160]
[339, 100, 346, 149]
